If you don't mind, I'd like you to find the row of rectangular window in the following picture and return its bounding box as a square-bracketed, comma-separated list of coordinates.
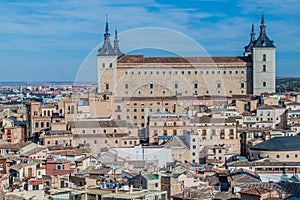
[125, 82, 245, 89]
[125, 70, 245, 75]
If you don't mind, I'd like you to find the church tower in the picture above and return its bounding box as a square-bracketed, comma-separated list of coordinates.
[97, 16, 121, 93]
[252, 14, 276, 95]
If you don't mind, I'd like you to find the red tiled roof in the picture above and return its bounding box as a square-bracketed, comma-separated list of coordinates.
[118, 55, 252, 64]
[29, 179, 43, 185]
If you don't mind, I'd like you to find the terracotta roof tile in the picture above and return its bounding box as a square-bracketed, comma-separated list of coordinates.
[118, 55, 252, 64]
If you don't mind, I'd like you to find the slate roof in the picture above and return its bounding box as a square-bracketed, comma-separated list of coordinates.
[250, 136, 300, 151]
[98, 39, 116, 56]
[253, 34, 275, 48]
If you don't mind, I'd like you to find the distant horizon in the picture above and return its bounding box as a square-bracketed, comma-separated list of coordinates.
[0, 76, 299, 85]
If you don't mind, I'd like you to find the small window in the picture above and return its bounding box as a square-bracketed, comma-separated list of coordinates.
[175, 83, 178, 89]
[287, 155, 289, 158]
[263, 54, 266, 61]
[276, 155, 280, 158]
[149, 83, 153, 89]
[109, 63, 112, 68]
[263, 65, 266, 72]
[263, 81, 267, 87]
[241, 82, 245, 88]
[217, 82, 221, 88]
[105, 83, 109, 90]
[102, 63, 105, 68]
[125, 83, 128, 89]
[194, 82, 198, 89]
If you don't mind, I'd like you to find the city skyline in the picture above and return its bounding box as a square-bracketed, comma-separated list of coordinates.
[1, 0, 300, 81]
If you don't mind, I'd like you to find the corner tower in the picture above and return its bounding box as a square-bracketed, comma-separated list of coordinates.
[97, 16, 119, 93]
[252, 14, 276, 95]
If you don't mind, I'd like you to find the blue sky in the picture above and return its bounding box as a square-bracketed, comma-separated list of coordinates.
[0, 0, 300, 81]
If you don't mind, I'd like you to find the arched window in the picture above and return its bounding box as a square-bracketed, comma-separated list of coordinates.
[35, 122, 39, 128]
[41, 122, 44, 128]
[296, 154, 298, 158]
[46, 122, 50, 127]
[287, 155, 290, 158]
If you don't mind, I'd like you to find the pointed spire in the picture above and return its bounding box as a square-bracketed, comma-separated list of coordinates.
[114, 28, 119, 49]
[244, 23, 256, 55]
[260, 12, 266, 35]
[253, 13, 275, 48]
[113, 27, 124, 58]
[104, 14, 110, 40]
[261, 12, 265, 25]
[251, 23, 256, 42]
[98, 15, 116, 56]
